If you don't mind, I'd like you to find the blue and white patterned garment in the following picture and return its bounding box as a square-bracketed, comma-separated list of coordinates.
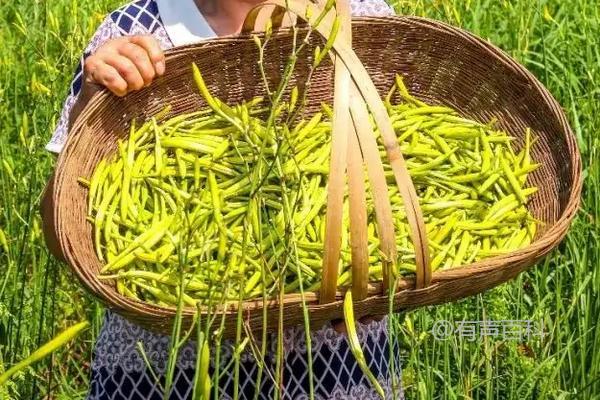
[47, 1, 404, 399]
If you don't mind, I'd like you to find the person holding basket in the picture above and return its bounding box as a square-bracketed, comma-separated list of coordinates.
[41, 0, 404, 399]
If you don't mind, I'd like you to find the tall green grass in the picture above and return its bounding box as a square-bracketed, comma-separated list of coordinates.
[0, 0, 597, 399]
[391, 1, 600, 399]
[0, 2, 118, 398]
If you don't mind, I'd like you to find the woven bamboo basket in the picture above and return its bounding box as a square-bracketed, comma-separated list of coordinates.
[52, 6, 581, 336]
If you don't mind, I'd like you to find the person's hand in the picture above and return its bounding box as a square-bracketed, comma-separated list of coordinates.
[84, 35, 165, 97]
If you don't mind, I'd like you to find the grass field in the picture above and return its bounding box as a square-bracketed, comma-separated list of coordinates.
[0, 0, 598, 399]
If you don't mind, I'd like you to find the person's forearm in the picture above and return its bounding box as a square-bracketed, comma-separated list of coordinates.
[40, 171, 67, 263]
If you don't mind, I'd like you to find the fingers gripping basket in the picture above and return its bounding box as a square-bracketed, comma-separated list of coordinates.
[52, 5, 582, 335]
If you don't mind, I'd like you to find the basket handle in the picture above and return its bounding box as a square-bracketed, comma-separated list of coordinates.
[241, 0, 432, 299]
[241, 3, 290, 32]
[318, 0, 372, 301]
